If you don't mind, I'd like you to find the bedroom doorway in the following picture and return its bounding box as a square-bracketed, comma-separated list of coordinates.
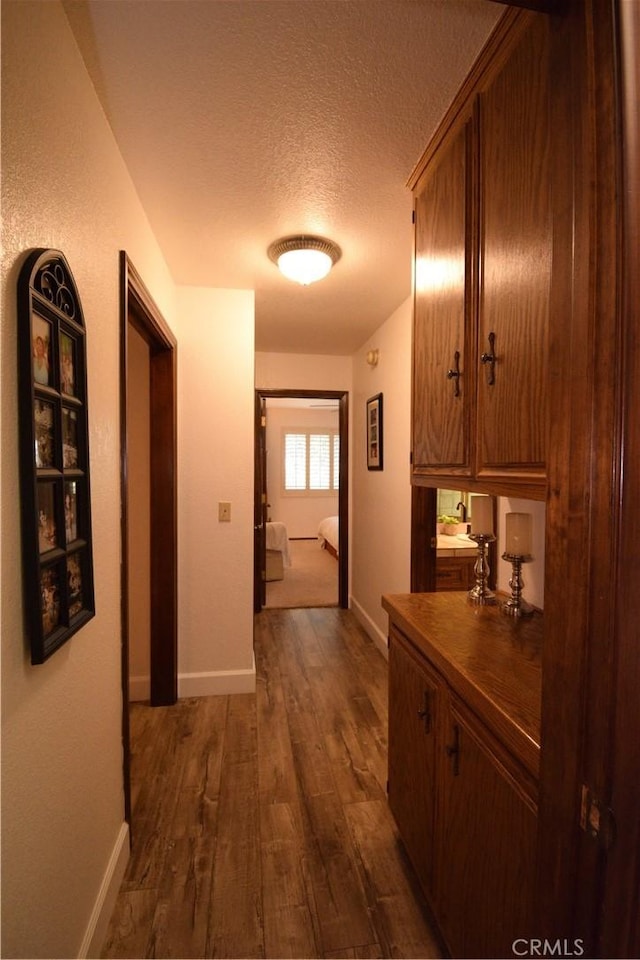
[254, 389, 348, 611]
[119, 253, 178, 828]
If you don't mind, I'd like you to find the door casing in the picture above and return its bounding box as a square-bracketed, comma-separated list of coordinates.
[254, 388, 349, 609]
[119, 253, 178, 822]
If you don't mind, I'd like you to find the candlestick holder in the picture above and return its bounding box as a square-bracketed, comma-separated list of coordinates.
[501, 553, 534, 617]
[467, 533, 496, 605]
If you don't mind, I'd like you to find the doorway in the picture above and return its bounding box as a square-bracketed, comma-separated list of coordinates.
[254, 389, 348, 611]
[119, 253, 178, 821]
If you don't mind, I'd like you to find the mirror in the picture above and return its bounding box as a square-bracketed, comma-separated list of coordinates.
[436, 489, 470, 527]
[435, 489, 476, 591]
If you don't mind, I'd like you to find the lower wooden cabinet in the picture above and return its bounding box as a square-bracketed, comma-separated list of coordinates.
[438, 695, 537, 958]
[388, 632, 440, 898]
[436, 555, 476, 591]
[387, 620, 538, 959]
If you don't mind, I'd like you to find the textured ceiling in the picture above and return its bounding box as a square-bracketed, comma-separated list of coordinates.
[64, 0, 502, 355]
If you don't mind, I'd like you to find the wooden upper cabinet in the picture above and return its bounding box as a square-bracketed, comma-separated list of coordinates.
[412, 117, 473, 478]
[477, 16, 551, 481]
[410, 10, 550, 499]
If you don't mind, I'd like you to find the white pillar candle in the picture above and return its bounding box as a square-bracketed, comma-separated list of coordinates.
[470, 496, 494, 535]
[505, 512, 532, 555]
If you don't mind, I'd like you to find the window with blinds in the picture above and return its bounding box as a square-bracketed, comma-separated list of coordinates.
[283, 429, 340, 494]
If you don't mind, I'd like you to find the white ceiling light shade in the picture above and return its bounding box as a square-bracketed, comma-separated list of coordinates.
[268, 235, 342, 285]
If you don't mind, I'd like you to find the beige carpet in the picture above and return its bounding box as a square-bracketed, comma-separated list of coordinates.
[265, 538, 338, 609]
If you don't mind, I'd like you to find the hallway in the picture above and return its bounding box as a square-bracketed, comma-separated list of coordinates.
[102, 607, 442, 959]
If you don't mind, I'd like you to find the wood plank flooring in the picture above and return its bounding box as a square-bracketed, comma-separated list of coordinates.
[101, 607, 443, 959]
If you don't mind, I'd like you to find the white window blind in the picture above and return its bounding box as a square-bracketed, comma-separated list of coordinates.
[284, 433, 307, 490]
[283, 429, 340, 494]
[309, 433, 330, 490]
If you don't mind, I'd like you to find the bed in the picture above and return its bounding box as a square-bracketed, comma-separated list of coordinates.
[265, 521, 291, 581]
[318, 515, 339, 559]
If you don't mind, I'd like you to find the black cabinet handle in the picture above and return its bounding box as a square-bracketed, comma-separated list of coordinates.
[480, 331, 496, 385]
[446, 350, 461, 397]
[417, 690, 432, 733]
[445, 723, 460, 776]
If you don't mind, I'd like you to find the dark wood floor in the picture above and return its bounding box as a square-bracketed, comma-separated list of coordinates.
[102, 607, 443, 959]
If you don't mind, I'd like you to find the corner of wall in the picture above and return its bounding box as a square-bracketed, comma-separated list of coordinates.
[79, 822, 130, 960]
[178, 659, 257, 698]
[350, 596, 389, 660]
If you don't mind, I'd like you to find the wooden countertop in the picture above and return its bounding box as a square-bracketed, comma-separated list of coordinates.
[382, 592, 542, 778]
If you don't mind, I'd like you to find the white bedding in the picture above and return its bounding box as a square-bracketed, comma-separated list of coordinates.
[265, 521, 291, 566]
[318, 515, 339, 554]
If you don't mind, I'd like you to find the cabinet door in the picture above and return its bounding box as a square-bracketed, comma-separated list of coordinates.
[477, 16, 551, 480]
[387, 628, 440, 899]
[412, 116, 474, 479]
[436, 555, 476, 591]
[438, 698, 537, 959]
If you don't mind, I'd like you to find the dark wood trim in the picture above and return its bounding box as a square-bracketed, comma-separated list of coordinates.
[410, 471, 546, 502]
[125, 258, 176, 350]
[603, 2, 640, 953]
[411, 486, 437, 593]
[254, 393, 267, 613]
[536, 1, 599, 946]
[337, 392, 349, 607]
[148, 346, 178, 706]
[537, 2, 637, 955]
[493, 0, 561, 12]
[118, 255, 132, 829]
[120, 253, 177, 741]
[255, 389, 349, 609]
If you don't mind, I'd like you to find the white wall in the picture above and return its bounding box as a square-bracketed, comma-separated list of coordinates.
[1, 2, 176, 956]
[175, 286, 256, 696]
[255, 352, 352, 392]
[266, 404, 339, 538]
[350, 298, 412, 650]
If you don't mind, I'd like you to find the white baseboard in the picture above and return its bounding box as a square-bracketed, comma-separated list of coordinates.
[178, 660, 256, 698]
[130, 663, 257, 701]
[349, 596, 388, 660]
[79, 821, 129, 959]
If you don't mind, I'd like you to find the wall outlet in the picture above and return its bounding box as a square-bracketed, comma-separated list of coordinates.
[218, 501, 231, 522]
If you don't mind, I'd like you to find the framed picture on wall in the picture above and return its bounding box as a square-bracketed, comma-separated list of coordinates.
[18, 249, 95, 663]
[34, 399, 55, 468]
[366, 392, 383, 471]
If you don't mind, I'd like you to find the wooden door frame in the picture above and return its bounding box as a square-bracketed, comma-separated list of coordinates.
[603, 2, 640, 951]
[254, 393, 267, 612]
[537, 3, 640, 956]
[255, 388, 349, 609]
[119, 253, 178, 817]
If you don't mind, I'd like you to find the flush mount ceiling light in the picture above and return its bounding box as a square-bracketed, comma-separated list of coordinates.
[267, 235, 342, 285]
